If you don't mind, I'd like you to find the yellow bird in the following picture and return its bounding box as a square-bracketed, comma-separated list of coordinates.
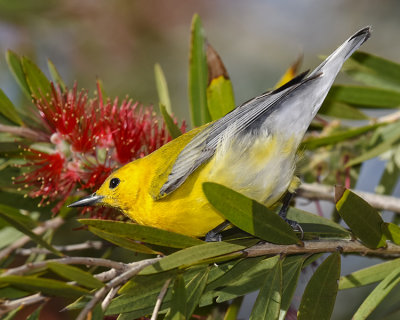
[69, 27, 371, 239]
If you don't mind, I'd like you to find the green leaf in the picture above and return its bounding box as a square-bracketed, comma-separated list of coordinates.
[200, 256, 279, 306]
[21, 56, 51, 99]
[47, 59, 66, 92]
[140, 241, 245, 275]
[47, 262, 104, 289]
[189, 13, 210, 126]
[203, 182, 300, 244]
[79, 219, 203, 248]
[206, 44, 235, 120]
[298, 252, 341, 320]
[154, 63, 172, 115]
[0, 203, 38, 229]
[26, 305, 42, 320]
[353, 268, 400, 320]
[165, 274, 186, 320]
[107, 280, 173, 315]
[344, 51, 400, 91]
[326, 85, 400, 109]
[319, 101, 368, 119]
[250, 256, 282, 320]
[2, 308, 21, 320]
[347, 122, 400, 167]
[302, 123, 381, 150]
[160, 104, 182, 139]
[119, 269, 176, 295]
[382, 222, 400, 245]
[339, 258, 400, 290]
[0, 205, 62, 257]
[286, 207, 350, 238]
[224, 296, 244, 320]
[88, 227, 161, 255]
[279, 255, 305, 320]
[376, 152, 400, 195]
[335, 187, 386, 248]
[185, 267, 209, 318]
[205, 257, 264, 292]
[5, 50, 31, 99]
[0, 275, 88, 298]
[0, 89, 23, 126]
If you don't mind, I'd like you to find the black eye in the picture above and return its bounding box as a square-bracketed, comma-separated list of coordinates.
[109, 178, 120, 189]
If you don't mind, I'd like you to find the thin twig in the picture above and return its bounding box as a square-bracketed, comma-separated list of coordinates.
[151, 278, 172, 320]
[0, 293, 48, 316]
[76, 257, 160, 320]
[298, 183, 400, 213]
[0, 216, 64, 260]
[101, 285, 121, 311]
[15, 241, 104, 256]
[2, 257, 128, 276]
[245, 240, 400, 258]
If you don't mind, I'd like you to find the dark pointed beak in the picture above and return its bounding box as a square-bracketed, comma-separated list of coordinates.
[68, 193, 104, 208]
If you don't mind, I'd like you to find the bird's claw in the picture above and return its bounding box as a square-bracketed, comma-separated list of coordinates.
[284, 218, 304, 240]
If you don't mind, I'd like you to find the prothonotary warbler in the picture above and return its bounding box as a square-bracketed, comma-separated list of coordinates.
[69, 27, 371, 239]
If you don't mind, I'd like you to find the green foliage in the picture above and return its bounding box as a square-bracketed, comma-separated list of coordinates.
[1, 13, 400, 320]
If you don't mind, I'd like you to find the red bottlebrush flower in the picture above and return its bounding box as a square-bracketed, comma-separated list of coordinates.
[35, 83, 109, 153]
[13, 81, 185, 217]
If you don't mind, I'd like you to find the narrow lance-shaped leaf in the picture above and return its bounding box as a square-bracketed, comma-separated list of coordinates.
[301, 123, 381, 150]
[353, 268, 400, 320]
[160, 104, 182, 139]
[185, 267, 209, 319]
[382, 222, 400, 245]
[203, 182, 301, 244]
[298, 252, 341, 320]
[47, 59, 66, 92]
[154, 63, 172, 115]
[326, 85, 400, 109]
[347, 122, 400, 167]
[5, 50, 31, 99]
[335, 186, 386, 248]
[165, 274, 186, 320]
[375, 152, 400, 195]
[140, 241, 245, 275]
[88, 226, 161, 255]
[79, 219, 203, 249]
[250, 255, 282, 320]
[344, 51, 400, 91]
[0, 89, 24, 126]
[0, 206, 62, 257]
[21, 56, 51, 99]
[279, 255, 305, 320]
[319, 100, 368, 120]
[339, 257, 400, 290]
[47, 262, 104, 290]
[206, 43, 235, 120]
[189, 13, 210, 126]
[0, 275, 88, 298]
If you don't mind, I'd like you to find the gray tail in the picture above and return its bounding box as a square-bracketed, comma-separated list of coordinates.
[309, 26, 371, 78]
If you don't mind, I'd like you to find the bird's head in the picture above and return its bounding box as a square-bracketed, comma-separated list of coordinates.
[68, 161, 141, 212]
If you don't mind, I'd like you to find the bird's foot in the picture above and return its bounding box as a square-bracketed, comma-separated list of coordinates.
[284, 218, 304, 239]
[205, 220, 231, 242]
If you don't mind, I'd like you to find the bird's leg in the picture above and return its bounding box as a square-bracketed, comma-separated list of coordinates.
[205, 220, 231, 242]
[279, 192, 304, 238]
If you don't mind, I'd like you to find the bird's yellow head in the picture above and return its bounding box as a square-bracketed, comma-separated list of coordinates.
[68, 161, 143, 213]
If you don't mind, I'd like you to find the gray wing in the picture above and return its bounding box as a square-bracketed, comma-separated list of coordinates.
[158, 26, 371, 198]
[158, 71, 311, 197]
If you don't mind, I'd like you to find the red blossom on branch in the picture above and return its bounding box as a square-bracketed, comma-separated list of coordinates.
[14, 82, 185, 216]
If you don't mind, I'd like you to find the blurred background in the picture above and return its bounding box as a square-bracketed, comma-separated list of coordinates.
[1, 0, 400, 319]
